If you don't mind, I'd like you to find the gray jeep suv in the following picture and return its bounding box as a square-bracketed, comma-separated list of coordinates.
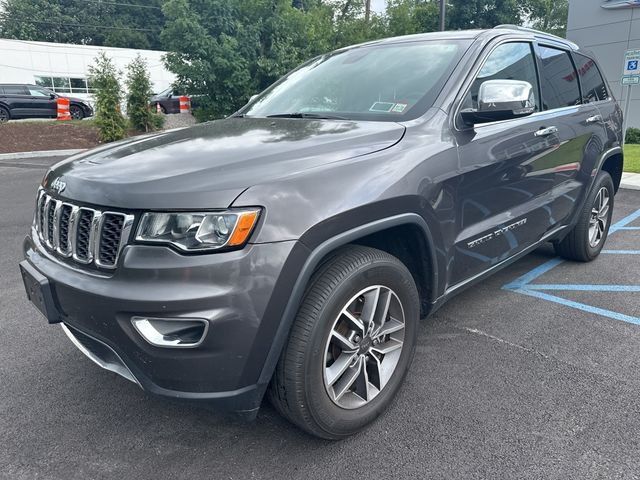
[20, 26, 623, 439]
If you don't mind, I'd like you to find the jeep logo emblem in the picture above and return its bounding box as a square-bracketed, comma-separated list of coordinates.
[51, 178, 66, 194]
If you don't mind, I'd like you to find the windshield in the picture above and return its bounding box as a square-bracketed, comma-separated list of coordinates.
[242, 39, 470, 122]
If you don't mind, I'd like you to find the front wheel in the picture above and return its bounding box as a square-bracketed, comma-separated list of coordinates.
[0, 106, 10, 123]
[69, 105, 84, 120]
[269, 245, 419, 439]
[554, 170, 614, 262]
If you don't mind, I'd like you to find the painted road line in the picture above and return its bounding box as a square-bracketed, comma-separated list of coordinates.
[515, 289, 640, 325]
[502, 207, 640, 325]
[525, 284, 640, 292]
[609, 208, 640, 233]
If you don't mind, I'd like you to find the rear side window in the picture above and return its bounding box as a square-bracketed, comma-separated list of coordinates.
[574, 53, 609, 102]
[538, 46, 581, 110]
[3, 86, 27, 95]
[462, 42, 540, 112]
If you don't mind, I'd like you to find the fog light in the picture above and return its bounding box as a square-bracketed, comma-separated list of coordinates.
[131, 317, 208, 348]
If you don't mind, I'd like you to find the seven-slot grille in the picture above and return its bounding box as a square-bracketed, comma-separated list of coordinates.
[35, 191, 134, 269]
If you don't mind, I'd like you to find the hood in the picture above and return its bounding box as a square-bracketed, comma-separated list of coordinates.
[44, 117, 405, 209]
[66, 96, 89, 105]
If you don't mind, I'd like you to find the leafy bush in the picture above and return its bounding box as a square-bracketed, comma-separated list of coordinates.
[89, 52, 127, 142]
[126, 55, 164, 132]
[626, 127, 640, 144]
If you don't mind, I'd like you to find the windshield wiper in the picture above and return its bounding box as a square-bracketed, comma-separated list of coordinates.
[265, 112, 349, 120]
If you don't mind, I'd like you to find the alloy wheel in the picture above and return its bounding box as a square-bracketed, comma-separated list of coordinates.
[0, 108, 8, 123]
[70, 107, 83, 120]
[589, 186, 610, 248]
[323, 285, 405, 409]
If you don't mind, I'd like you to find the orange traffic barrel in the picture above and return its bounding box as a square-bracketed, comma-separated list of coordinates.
[57, 97, 71, 121]
[179, 96, 190, 114]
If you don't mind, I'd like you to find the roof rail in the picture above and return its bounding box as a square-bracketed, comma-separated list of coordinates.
[493, 24, 578, 49]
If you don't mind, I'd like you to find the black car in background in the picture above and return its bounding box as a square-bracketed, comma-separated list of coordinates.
[0, 84, 93, 122]
[151, 87, 200, 114]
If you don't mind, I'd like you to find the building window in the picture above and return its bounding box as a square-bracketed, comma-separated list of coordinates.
[70, 78, 88, 94]
[35, 76, 91, 94]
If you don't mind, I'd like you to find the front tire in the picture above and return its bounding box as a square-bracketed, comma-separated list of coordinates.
[69, 105, 84, 120]
[554, 170, 614, 262]
[0, 106, 10, 123]
[269, 245, 419, 439]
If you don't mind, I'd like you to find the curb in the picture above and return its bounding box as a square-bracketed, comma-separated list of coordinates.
[621, 172, 640, 191]
[0, 149, 86, 161]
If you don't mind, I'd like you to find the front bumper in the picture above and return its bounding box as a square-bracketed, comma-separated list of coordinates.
[22, 231, 298, 412]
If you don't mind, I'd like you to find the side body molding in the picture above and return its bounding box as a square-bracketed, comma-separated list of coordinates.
[256, 213, 438, 387]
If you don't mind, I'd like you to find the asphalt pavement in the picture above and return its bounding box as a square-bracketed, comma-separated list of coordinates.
[2, 156, 640, 480]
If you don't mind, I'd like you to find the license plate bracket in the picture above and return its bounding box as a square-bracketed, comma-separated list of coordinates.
[19, 261, 62, 324]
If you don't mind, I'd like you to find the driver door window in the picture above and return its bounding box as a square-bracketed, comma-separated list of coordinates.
[462, 42, 540, 114]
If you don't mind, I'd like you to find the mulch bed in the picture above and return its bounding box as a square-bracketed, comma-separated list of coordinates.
[0, 121, 101, 154]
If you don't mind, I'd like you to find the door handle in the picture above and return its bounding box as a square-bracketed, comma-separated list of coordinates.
[586, 114, 602, 124]
[534, 126, 558, 137]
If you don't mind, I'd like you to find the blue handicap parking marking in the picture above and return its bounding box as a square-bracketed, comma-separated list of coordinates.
[629, 60, 639, 70]
[503, 208, 640, 325]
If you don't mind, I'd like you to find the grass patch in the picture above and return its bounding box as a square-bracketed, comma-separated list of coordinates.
[624, 144, 640, 173]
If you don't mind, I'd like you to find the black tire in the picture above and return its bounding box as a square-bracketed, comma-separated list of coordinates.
[0, 106, 10, 123]
[69, 105, 84, 120]
[554, 170, 614, 262]
[160, 105, 167, 115]
[268, 245, 420, 439]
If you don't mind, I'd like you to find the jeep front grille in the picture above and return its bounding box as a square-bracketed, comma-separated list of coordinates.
[35, 191, 134, 269]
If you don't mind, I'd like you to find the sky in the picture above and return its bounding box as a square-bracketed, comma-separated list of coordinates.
[371, 0, 387, 14]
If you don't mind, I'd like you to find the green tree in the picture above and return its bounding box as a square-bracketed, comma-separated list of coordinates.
[0, 0, 164, 49]
[446, 0, 522, 30]
[161, 0, 348, 121]
[126, 54, 162, 132]
[89, 52, 127, 142]
[522, 0, 569, 37]
[386, 0, 439, 36]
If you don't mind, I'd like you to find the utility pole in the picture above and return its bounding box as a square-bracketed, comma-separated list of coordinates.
[439, 0, 446, 31]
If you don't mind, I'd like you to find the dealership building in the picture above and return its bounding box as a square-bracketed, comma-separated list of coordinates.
[568, 0, 640, 127]
[0, 38, 175, 104]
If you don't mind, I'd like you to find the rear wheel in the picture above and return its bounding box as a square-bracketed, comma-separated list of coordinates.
[0, 106, 10, 123]
[69, 105, 84, 120]
[269, 245, 419, 439]
[554, 170, 614, 262]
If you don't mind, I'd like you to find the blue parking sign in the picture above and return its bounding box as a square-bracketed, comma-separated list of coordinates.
[628, 60, 638, 71]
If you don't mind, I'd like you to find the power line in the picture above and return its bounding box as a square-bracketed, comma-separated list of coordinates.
[6, 18, 161, 33]
[80, 0, 162, 10]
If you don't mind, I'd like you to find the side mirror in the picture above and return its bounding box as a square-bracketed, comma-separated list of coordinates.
[49, 93, 57, 100]
[460, 79, 535, 126]
[249, 94, 259, 103]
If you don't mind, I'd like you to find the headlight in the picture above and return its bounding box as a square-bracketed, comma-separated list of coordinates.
[135, 209, 260, 251]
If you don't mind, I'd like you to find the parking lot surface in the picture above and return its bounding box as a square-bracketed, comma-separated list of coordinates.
[2, 157, 640, 480]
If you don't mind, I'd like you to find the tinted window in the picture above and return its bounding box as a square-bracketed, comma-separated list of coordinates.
[3, 86, 27, 95]
[574, 53, 608, 102]
[27, 87, 49, 97]
[462, 42, 540, 112]
[538, 46, 580, 110]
